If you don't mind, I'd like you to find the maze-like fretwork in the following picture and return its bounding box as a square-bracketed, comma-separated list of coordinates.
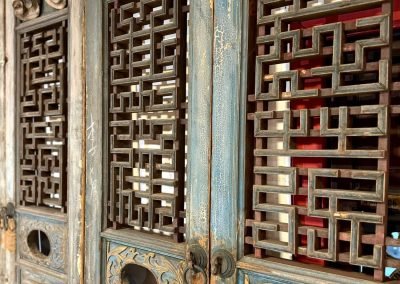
[246, 0, 398, 281]
[19, 20, 68, 212]
[107, 0, 188, 241]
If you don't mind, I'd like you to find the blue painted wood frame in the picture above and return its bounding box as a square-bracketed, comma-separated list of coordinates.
[186, 0, 214, 264]
[211, 0, 244, 283]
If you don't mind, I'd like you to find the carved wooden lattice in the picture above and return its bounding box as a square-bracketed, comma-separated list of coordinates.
[246, 0, 400, 281]
[19, 19, 68, 213]
[107, 0, 188, 241]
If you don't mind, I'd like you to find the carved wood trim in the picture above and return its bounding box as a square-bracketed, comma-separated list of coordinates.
[106, 242, 185, 284]
[17, 213, 67, 273]
[45, 0, 66, 10]
[12, 0, 40, 21]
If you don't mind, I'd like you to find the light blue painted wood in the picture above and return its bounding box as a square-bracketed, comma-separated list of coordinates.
[186, 0, 214, 273]
[211, 0, 243, 282]
[238, 269, 297, 284]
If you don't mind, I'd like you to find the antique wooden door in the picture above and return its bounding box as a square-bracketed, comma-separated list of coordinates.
[95, 0, 213, 283]
[210, 0, 400, 283]
[2, 0, 400, 283]
[98, 0, 400, 282]
[0, 0, 85, 283]
[0, 0, 214, 283]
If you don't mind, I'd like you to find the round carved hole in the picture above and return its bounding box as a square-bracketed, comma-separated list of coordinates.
[27, 230, 51, 257]
[121, 264, 157, 284]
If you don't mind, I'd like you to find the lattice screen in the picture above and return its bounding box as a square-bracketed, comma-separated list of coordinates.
[107, 0, 189, 242]
[19, 19, 68, 213]
[245, 0, 400, 281]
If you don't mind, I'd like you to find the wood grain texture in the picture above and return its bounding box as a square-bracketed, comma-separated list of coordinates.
[0, 0, 7, 281]
[84, 0, 103, 282]
[3, 2, 17, 283]
[67, 1, 86, 283]
[210, 0, 243, 282]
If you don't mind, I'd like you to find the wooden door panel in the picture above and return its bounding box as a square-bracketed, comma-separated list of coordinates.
[14, 5, 70, 283]
[210, 0, 400, 283]
[237, 0, 400, 282]
[101, 1, 213, 282]
[102, 0, 189, 279]
[7, 1, 86, 282]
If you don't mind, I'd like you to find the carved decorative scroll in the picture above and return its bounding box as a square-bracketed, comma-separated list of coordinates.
[45, 0, 66, 10]
[17, 213, 67, 272]
[12, 0, 40, 21]
[106, 242, 184, 284]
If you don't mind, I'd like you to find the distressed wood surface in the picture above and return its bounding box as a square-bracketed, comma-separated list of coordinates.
[105, 241, 185, 283]
[84, 0, 103, 283]
[186, 0, 214, 273]
[237, 257, 400, 284]
[101, 229, 185, 259]
[3, 2, 17, 283]
[0, 0, 7, 281]
[67, 1, 86, 283]
[211, 0, 243, 282]
[84, 1, 104, 283]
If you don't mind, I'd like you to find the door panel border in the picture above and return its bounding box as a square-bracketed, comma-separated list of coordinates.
[85, 0, 103, 282]
[210, 0, 244, 283]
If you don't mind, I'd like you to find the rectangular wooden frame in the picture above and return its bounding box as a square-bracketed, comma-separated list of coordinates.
[84, 0, 214, 283]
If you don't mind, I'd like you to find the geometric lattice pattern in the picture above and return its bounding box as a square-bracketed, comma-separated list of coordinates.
[246, 0, 399, 281]
[19, 20, 68, 213]
[107, 0, 188, 241]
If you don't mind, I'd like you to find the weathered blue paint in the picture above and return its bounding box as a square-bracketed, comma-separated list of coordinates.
[211, 0, 243, 282]
[186, 0, 214, 276]
[238, 0, 251, 262]
[238, 269, 297, 284]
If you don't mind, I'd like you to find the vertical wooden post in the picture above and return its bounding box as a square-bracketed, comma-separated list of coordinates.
[84, 0, 103, 282]
[1, 2, 17, 284]
[68, 1, 86, 283]
[0, 0, 7, 281]
[186, 0, 214, 275]
[210, 0, 243, 282]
